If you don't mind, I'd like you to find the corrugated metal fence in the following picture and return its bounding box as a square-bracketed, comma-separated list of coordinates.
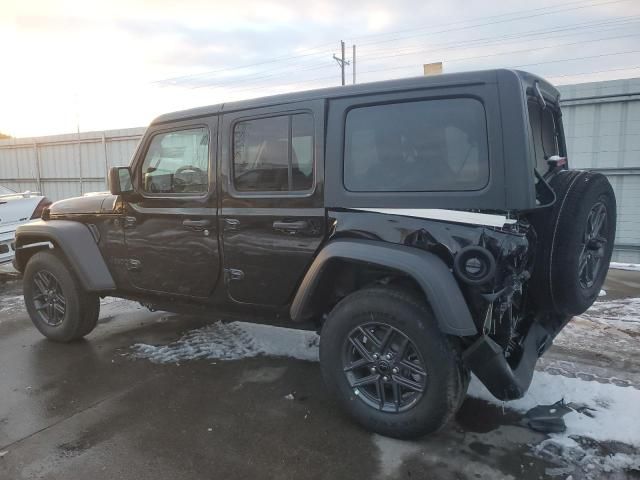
[1, 77, 639, 262]
[558, 78, 640, 263]
[0, 127, 144, 200]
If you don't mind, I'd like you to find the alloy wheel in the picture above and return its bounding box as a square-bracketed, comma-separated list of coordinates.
[342, 322, 427, 413]
[578, 201, 608, 289]
[32, 270, 66, 326]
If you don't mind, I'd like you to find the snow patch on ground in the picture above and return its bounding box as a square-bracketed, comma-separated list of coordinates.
[469, 372, 640, 476]
[609, 262, 640, 272]
[581, 297, 640, 325]
[468, 372, 640, 447]
[131, 321, 319, 364]
[0, 295, 24, 316]
[99, 297, 143, 317]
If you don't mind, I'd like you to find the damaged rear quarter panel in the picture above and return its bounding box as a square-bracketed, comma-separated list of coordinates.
[328, 209, 532, 330]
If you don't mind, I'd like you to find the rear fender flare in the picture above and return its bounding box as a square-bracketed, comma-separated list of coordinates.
[290, 239, 477, 336]
[15, 220, 116, 292]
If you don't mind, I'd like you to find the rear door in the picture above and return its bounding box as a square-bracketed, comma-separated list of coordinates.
[123, 118, 220, 297]
[220, 100, 325, 306]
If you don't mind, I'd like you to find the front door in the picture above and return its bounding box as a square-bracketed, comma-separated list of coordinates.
[220, 101, 325, 306]
[123, 120, 220, 298]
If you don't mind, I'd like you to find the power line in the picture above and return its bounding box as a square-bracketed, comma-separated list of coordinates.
[348, 0, 619, 44]
[184, 35, 639, 92]
[547, 65, 640, 80]
[356, 0, 633, 48]
[186, 65, 640, 102]
[355, 49, 640, 79]
[153, 0, 631, 87]
[389, 33, 640, 67]
[154, 46, 334, 85]
[513, 49, 640, 68]
[168, 15, 640, 91]
[358, 15, 640, 59]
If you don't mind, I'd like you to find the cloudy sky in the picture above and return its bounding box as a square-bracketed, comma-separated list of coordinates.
[1, 0, 639, 137]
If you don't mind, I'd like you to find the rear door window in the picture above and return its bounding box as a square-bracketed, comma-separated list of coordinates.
[233, 113, 314, 192]
[344, 98, 489, 192]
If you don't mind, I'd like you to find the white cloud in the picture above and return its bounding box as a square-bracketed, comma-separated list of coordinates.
[1, 0, 639, 137]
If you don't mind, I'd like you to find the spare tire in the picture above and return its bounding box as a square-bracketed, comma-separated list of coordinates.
[530, 170, 616, 316]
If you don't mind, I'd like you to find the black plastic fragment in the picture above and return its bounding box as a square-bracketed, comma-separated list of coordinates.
[524, 400, 572, 433]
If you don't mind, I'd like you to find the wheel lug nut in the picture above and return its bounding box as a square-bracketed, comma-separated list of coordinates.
[373, 353, 379, 359]
[385, 354, 392, 360]
[392, 368, 398, 374]
[370, 367, 376, 373]
[382, 376, 389, 382]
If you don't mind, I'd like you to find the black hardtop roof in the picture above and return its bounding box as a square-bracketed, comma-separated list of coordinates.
[150, 69, 557, 126]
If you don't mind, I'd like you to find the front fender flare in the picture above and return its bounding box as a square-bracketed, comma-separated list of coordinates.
[15, 220, 116, 292]
[290, 239, 477, 336]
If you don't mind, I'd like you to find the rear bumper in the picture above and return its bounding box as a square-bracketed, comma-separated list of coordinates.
[463, 313, 570, 400]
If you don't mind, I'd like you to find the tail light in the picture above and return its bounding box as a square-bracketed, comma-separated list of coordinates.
[31, 197, 52, 219]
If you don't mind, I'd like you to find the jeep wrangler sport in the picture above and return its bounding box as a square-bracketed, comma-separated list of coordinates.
[14, 69, 616, 439]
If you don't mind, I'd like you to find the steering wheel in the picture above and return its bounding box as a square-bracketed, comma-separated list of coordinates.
[173, 165, 207, 192]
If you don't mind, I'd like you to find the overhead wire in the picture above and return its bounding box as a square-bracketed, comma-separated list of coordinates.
[354, 0, 633, 47]
[171, 19, 640, 90]
[154, 0, 632, 87]
[356, 15, 640, 59]
[182, 36, 640, 93]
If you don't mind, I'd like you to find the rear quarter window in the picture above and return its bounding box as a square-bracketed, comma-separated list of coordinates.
[344, 98, 489, 192]
[527, 100, 560, 174]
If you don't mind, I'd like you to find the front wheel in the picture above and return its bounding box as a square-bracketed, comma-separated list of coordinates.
[319, 287, 467, 439]
[24, 251, 100, 342]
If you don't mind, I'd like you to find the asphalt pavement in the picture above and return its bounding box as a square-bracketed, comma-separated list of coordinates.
[0, 268, 638, 480]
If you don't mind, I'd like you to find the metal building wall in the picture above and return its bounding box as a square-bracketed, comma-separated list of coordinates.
[0, 128, 144, 201]
[558, 78, 640, 263]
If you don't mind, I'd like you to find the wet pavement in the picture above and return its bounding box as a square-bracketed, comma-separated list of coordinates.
[1, 268, 639, 479]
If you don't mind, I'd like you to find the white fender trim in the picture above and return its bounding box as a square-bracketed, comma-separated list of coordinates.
[353, 208, 517, 227]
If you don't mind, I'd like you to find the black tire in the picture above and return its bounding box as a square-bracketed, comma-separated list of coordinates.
[24, 250, 100, 342]
[530, 170, 616, 315]
[319, 287, 466, 439]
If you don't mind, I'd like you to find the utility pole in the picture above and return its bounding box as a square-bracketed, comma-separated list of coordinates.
[332, 40, 350, 86]
[352, 44, 356, 84]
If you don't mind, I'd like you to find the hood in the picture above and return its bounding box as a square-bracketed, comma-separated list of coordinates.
[0, 195, 44, 226]
[49, 194, 118, 216]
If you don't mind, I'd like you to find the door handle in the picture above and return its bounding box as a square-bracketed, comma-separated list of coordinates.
[273, 220, 309, 231]
[183, 219, 211, 230]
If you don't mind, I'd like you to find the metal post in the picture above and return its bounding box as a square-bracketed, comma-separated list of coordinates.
[77, 126, 84, 195]
[352, 44, 356, 84]
[102, 133, 109, 189]
[332, 40, 350, 86]
[341, 41, 346, 86]
[33, 142, 42, 193]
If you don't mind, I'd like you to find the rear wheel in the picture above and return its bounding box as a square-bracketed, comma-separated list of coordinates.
[319, 287, 467, 439]
[24, 251, 100, 342]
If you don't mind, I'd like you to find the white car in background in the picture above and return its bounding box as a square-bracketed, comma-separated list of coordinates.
[0, 186, 50, 265]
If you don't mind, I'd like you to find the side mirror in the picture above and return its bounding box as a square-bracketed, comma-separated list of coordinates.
[108, 166, 134, 196]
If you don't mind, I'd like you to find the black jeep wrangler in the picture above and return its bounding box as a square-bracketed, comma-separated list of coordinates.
[14, 69, 616, 439]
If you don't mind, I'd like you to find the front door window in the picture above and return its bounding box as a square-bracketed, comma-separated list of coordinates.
[140, 128, 209, 194]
